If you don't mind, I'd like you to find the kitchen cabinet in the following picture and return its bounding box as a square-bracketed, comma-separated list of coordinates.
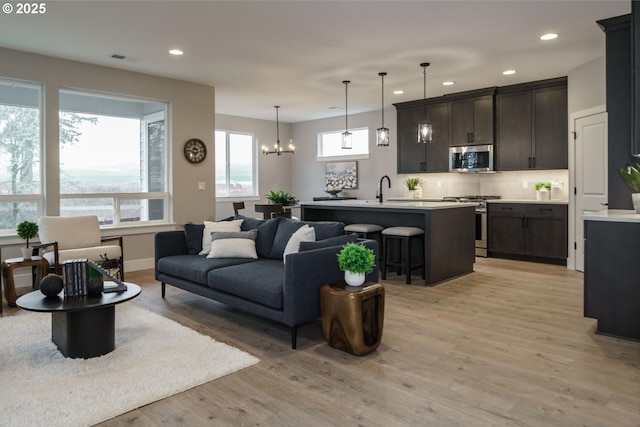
[450, 90, 495, 146]
[488, 203, 567, 262]
[395, 100, 450, 173]
[584, 217, 640, 340]
[495, 78, 567, 170]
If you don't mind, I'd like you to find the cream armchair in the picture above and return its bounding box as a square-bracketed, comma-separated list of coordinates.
[33, 215, 124, 280]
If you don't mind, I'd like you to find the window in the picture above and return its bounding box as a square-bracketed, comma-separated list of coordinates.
[317, 127, 369, 160]
[215, 130, 257, 198]
[58, 90, 168, 225]
[0, 79, 42, 231]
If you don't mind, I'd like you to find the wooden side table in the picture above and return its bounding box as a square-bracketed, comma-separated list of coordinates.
[320, 281, 385, 356]
[1, 256, 49, 308]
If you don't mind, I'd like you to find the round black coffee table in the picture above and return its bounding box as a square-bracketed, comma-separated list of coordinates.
[16, 283, 141, 359]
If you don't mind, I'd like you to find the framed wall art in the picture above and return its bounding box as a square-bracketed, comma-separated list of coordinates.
[325, 161, 358, 190]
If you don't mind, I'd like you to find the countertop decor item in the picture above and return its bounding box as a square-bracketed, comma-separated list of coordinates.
[325, 186, 343, 198]
[262, 106, 294, 155]
[535, 182, 551, 201]
[337, 242, 376, 288]
[619, 163, 640, 213]
[16, 220, 38, 259]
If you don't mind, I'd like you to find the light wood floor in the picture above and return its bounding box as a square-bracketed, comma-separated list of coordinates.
[5, 258, 640, 426]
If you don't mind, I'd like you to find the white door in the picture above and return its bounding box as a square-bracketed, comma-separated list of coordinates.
[574, 111, 608, 271]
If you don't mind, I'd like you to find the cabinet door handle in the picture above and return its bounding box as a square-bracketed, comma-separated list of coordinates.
[532, 157, 536, 168]
[470, 132, 474, 143]
[528, 157, 532, 168]
[501, 207, 513, 211]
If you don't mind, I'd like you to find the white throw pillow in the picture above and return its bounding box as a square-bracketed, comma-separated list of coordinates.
[207, 230, 258, 259]
[199, 220, 243, 255]
[283, 225, 316, 262]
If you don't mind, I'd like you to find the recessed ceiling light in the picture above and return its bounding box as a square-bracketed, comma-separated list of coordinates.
[393, 90, 404, 95]
[502, 70, 516, 75]
[169, 49, 184, 56]
[442, 81, 455, 86]
[540, 33, 558, 41]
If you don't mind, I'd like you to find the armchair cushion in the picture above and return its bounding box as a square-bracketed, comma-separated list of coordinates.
[42, 244, 122, 265]
[38, 215, 101, 249]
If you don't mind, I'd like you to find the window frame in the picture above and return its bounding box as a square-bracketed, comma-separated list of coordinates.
[316, 127, 370, 162]
[215, 129, 258, 199]
[0, 78, 44, 233]
[58, 89, 170, 227]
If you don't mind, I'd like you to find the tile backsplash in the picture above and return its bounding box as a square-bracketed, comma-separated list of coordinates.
[404, 169, 569, 200]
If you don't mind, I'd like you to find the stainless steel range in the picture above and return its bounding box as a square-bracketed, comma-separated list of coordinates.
[442, 195, 501, 257]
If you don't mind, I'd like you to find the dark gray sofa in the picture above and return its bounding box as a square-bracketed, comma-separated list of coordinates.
[155, 215, 379, 348]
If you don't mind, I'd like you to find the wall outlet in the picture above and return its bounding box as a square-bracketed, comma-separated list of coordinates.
[437, 181, 442, 188]
[522, 181, 528, 189]
[198, 182, 206, 191]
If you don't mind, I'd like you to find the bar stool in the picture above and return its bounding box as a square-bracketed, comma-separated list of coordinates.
[344, 224, 383, 254]
[381, 226, 425, 285]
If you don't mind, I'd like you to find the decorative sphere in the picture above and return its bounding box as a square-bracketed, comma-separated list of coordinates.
[39, 274, 63, 297]
[87, 278, 104, 296]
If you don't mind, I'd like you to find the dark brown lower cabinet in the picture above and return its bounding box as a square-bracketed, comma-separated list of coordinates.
[488, 203, 567, 263]
[584, 219, 640, 340]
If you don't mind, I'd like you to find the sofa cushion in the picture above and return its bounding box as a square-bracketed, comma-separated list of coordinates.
[235, 215, 280, 258]
[184, 223, 205, 255]
[283, 225, 315, 262]
[199, 220, 244, 255]
[268, 218, 344, 259]
[207, 230, 258, 259]
[207, 259, 284, 310]
[299, 233, 357, 252]
[157, 254, 256, 286]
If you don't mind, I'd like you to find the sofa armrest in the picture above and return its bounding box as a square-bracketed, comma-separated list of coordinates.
[154, 231, 188, 272]
[283, 239, 378, 326]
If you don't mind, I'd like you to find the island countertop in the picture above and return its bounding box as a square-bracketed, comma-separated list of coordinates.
[582, 209, 640, 223]
[300, 200, 472, 210]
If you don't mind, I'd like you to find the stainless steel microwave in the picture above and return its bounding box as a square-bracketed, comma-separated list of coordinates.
[449, 144, 494, 172]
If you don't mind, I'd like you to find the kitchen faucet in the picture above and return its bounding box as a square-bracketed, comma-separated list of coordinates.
[378, 175, 391, 203]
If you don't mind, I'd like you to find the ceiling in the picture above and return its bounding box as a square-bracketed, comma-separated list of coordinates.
[0, 1, 630, 123]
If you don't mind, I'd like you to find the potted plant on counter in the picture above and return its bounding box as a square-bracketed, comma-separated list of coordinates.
[619, 163, 640, 213]
[403, 177, 423, 199]
[535, 182, 551, 201]
[337, 242, 376, 288]
[266, 190, 296, 206]
[16, 220, 38, 260]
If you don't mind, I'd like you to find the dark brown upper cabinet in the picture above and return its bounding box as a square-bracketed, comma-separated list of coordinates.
[495, 77, 567, 171]
[449, 89, 495, 146]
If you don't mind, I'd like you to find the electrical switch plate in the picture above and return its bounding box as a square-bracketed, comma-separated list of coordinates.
[198, 182, 206, 191]
[437, 181, 442, 188]
[522, 181, 528, 189]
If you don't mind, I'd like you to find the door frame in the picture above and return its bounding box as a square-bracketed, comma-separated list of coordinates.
[568, 104, 607, 271]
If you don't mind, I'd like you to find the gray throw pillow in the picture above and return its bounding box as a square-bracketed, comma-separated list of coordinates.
[184, 223, 205, 255]
[298, 233, 357, 252]
[235, 215, 280, 258]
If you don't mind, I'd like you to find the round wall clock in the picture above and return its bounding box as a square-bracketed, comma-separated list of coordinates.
[184, 138, 207, 164]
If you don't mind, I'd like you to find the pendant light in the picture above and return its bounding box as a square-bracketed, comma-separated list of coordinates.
[342, 80, 352, 149]
[417, 62, 433, 144]
[262, 106, 294, 155]
[376, 72, 390, 147]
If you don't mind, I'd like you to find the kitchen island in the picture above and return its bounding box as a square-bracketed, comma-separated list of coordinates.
[301, 200, 475, 286]
[583, 210, 640, 340]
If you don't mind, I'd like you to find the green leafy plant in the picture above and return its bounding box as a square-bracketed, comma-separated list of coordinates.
[16, 220, 38, 247]
[619, 163, 640, 192]
[403, 177, 423, 191]
[266, 190, 295, 205]
[337, 242, 376, 274]
[535, 182, 551, 191]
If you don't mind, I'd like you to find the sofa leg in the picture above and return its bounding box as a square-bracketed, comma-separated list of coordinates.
[161, 282, 165, 298]
[291, 326, 297, 349]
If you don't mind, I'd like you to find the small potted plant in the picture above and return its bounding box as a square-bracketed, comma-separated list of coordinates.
[403, 177, 423, 199]
[337, 242, 376, 288]
[619, 163, 640, 213]
[16, 220, 38, 260]
[266, 190, 296, 206]
[535, 182, 551, 201]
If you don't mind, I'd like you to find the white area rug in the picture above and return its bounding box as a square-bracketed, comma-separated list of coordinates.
[0, 303, 259, 426]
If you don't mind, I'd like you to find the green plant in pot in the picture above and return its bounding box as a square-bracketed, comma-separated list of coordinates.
[266, 190, 296, 205]
[403, 177, 423, 199]
[535, 182, 551, 201]
[619, 163, 640, 213]
[337, 242, 376, 287]
[16, 220, 38, 260]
